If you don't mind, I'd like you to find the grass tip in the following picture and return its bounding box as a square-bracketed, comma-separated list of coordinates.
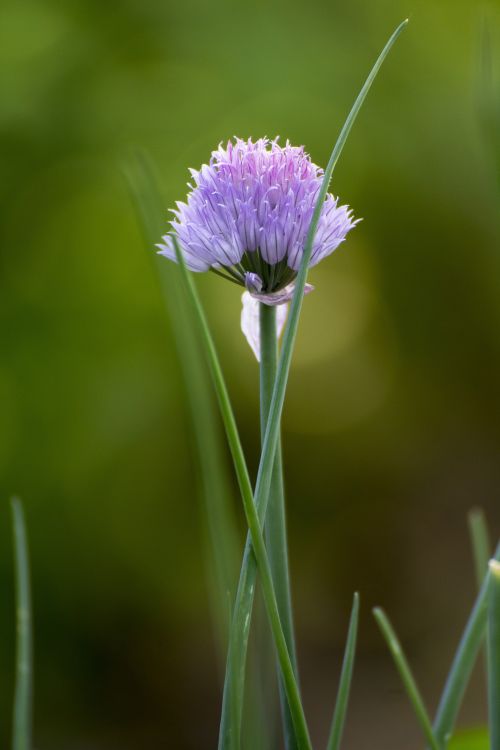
[351, 592, 360, 616]
[10, 496, 23, 514]
[468, 506, 485, 520]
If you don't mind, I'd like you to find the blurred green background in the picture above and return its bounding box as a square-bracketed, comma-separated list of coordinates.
[1, 0, 499, 747]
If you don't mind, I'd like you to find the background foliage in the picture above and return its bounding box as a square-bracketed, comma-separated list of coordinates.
[1, 0, 499, 747]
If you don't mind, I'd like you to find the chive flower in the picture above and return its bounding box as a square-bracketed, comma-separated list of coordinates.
[158, 137, 357, 357]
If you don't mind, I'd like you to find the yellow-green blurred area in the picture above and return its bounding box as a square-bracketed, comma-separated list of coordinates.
[1, 0, 500, 747]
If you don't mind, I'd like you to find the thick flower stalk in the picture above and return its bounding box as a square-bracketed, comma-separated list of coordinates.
[158, 137, 357, 358]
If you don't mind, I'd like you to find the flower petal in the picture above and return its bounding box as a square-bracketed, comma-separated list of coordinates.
[244, 271, 264, 294]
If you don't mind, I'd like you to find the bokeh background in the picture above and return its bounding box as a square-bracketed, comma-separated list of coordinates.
[1, 0, 500, 747]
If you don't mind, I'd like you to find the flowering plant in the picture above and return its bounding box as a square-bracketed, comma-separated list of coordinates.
[5, 18, 500, 750]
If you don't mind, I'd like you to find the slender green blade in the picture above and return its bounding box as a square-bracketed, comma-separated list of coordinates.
[11, 497, 33, 750]
[468, 509, 491, 591]
[373, 607, 439, 750]
[468, 509, 491, 680]
[488, 560, 500, 750]
[218, 19, 409, 748]
[433, 542, 500, 748]
[256, 19, 409, 518]
[326, 593, 360, 750]
[173, 236, 313, 750]
[125, 153, 240, 658]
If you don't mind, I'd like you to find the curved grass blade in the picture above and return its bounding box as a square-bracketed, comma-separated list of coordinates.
[173, 237, 313, 750]
[468, 509, 491, 591]
[326, 593, 360, 750]
[433, 541, 500, 748]
[219, 18, 409, 748]
[124, 153, 240, 659]
[258, 18, 409, 500]
[373, 608, 439, 750]
[488, 560, 500, 750]
[11, 497, 33, 750]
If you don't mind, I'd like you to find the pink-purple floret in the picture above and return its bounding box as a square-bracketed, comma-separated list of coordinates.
[157, 137, 357, 294]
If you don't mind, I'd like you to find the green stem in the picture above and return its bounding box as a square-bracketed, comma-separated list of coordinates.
[11, 497, 33, 750]
[488, 560, 500, 750]
[373, 608, 439, 750]
[260, 303, 299, 750]
[326, 593, 359, 750]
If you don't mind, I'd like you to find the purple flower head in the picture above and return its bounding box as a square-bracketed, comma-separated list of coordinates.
[157, 137, 358, 304]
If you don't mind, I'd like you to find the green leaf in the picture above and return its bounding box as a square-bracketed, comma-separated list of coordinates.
[433, 542, 500, 748]
[11, 497, 33, 750]
[326, 593, 360, 750]
[256, 19, 410, 522]
[373, 608, 439, 750]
